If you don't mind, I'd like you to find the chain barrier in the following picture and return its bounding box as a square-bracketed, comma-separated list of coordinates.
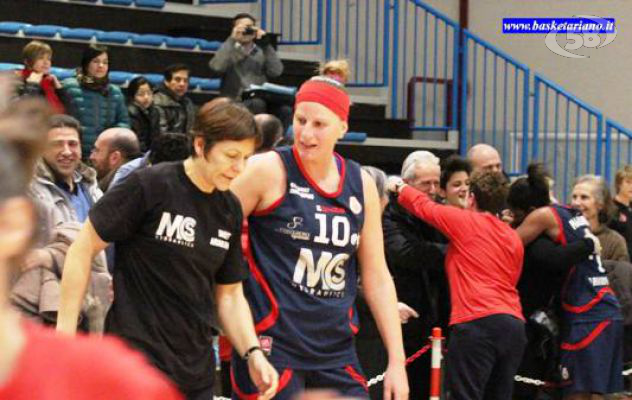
[366, 343, 433, 387]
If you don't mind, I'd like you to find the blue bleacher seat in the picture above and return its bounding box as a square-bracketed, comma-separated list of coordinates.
[131, 34, 169, 47]
[0, 62, 21, 72]
[96, 31, 136, 44]
[134, 0, 165, 9]
[144, 73, 163, 86]
[23, 25, 65, 38]
[199, 40, 221, 52]
[165, 37, 199, 50]
[50, 67, 75, 81]
[340, 132, 368, 142]
[109, 71, 136, 85]
[198, 78, 220, 91]
[103, 0, 134, 5]
[0, 22, 31, 35]
[60, 28, 102, 41]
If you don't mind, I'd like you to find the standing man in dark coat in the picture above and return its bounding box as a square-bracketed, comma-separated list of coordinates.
[382, 150, 448, 400]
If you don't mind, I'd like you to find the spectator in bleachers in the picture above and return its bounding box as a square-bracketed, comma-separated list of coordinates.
[610, 164, 632, 260]
[89, 127, 141, 192]
[62, 44, 130, 158]
[15, 40, 65, 114]
[209, 13, 289, 127]
[127, 76, 160, 152]
[254, 113, 283, 152]
[109, 131, 190, 189]
[382, 150, 448, 400]
[153, 63, 196, 135]
[571, 175, 629, 262]
[439, 155, 472, 209]
[467, 143, 503, 174]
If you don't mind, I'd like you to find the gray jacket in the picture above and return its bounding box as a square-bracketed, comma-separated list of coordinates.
[29, 160, 102, 225]
[153, 84, 196, 135]
[209, 37, 284, 99]
[12, 160, 111, 332]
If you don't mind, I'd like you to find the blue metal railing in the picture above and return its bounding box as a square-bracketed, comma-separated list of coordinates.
[605, 119, 632, 183]
[260, 0, 323, 45]
[391, 0, 459, 132]
[459, 29, 530, 176]
[532, 74, 603, 202]
[324, 0, 390, 87]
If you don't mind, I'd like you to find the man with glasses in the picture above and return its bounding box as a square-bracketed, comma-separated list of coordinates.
[382, 150, 449, 400]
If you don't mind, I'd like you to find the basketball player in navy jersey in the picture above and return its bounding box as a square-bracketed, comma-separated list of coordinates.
[515, 169, 624, 400]
[230, 60, 408, 400]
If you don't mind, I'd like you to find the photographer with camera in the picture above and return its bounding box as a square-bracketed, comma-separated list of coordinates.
[209, 13, 291, 131]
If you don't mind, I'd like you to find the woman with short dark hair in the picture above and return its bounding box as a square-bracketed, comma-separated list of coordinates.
[127, 76, 160, 152]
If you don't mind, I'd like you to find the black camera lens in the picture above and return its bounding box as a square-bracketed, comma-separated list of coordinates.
[244, 27, 256, 35]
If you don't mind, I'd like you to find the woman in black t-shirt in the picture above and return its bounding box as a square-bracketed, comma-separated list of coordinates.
[56, 99, 279, 400]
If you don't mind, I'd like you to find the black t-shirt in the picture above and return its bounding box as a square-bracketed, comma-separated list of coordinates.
[89, 161, 248, 392]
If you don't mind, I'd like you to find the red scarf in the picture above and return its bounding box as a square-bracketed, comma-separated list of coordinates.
[21, 69, 65, 114]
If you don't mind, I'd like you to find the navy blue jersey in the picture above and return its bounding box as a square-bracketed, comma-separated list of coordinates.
[550, 204, 621, 323]
[244, 146, 365, 369]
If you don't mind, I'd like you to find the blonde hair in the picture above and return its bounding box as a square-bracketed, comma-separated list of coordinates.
[22, 40, 53, 68]
[320, 59, 350, 84]
[614, 164, 632, 194]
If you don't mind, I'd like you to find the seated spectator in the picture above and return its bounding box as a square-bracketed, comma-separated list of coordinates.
[0, 140, 182, 400]
[126, 76, 160, 152]
[62, 44, 130, 157]
[610, 164, 632, 260]
[89, 128, 141, 192]
[209, 13, 290, 128]
[15, 40, 64, 114]
[153, 63, 195, 135]
[254, 113, 283, 152]
[14, 114, 110, 332]
[571, 175, 629, 262]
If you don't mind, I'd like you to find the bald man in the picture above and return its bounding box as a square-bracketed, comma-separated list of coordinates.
[467, 143, 502, 174]
[90, 128, 141, 192]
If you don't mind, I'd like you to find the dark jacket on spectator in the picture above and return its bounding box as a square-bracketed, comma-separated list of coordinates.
[609, 199, 632, 261]
[62, 77, 130, 157]
[153, 83, 195, 135]
[128, 103, 160, 152]
[382, 193, 449, 338]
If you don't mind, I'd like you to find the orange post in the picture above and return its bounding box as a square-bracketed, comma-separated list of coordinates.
[429, 327, 443, 400]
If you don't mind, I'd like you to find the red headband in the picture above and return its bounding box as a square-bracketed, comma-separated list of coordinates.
[295, 79, 350, 122]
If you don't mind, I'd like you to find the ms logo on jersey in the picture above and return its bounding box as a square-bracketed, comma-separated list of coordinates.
[155, 212, 196, 248]
[292, 249, 349, 298]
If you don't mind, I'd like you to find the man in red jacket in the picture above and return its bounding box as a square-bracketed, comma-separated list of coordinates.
[393, 170, 526, 400]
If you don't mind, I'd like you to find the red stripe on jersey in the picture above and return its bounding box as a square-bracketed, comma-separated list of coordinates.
[344, 365, 368, 392]
[244, 227, 280, 333]
[561, 319, 611, 351]
[348, 307, 359, 335]
[562, 286, 616, 314]
[292, 145, 346, 199]
[550, 206, 567, 245]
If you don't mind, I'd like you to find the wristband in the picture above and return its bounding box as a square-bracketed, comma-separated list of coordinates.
[243, 346, 263, 361]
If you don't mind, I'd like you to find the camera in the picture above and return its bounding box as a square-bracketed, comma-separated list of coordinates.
[243, 26, 256, 36]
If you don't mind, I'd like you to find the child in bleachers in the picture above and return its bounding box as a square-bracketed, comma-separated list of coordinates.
[16, 40, 65, 114]
[127, 76, 160, 152]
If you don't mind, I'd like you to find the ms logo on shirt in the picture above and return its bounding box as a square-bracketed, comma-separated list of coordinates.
[155, 212, 196, 248]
